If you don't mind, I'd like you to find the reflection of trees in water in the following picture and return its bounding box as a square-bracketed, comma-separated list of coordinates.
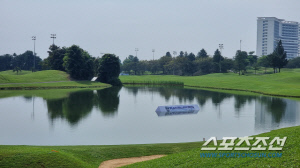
[124, 87, 289, 122]
[233, 95, 255, 115]
[45, 87, 121, 126]
[257, 97, 286, 123]
[125, 87, 233, 107]
[94, 87, 122, 117]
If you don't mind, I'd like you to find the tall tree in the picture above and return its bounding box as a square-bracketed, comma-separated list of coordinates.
[213, 49, 224, 73]
[97, 54, 121, 86]
[47, 45, 67, 71]
[63, 45, 94, 80]
[234, 50, 248, 75]
[166, 52, 172, 57]
[197, 49, 208, 60]
[273, 40, 288, 73]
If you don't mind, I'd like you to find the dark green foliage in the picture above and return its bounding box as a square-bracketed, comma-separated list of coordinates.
[165, 51, 172, 57]
[63, 45, 94, 80]
[197, 49, 208, 60]
[159, 56, 172, 74]
[212, 49, 224, 63]
[186, 52, 196, 62]
[273, 40, 288, 73]
[97, 54, 121, 86]
[0, 51, 42, 71]
[47, 45, 66, 71]
[121, 55, 139, 75]
[13, 66, 21, 74]
[267, 40, 288, 73]
[234, 50, 248, 75]
[258, 55, 269, 73]
[286, 57, 300, 68]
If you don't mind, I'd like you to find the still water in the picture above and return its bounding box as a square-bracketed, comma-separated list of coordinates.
[0, 86, 299, 145]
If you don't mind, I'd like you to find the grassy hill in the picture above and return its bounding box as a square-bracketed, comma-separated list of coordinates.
[120, 68, 300, 98]
[0, 70, 69, 83]
[0, 70, 109, 89]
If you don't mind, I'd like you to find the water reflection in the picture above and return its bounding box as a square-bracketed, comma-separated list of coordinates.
[46, 87, 121, 125]
[124, 86, 297, 124]
[1, 86, 300, 145]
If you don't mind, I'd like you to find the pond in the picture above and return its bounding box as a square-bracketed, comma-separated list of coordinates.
[0, 86, 299, 145]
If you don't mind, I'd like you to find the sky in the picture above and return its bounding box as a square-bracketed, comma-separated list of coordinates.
[1, 0, 300, 61]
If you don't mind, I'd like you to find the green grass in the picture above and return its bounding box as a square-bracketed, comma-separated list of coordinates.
[0, 70, 110, 89]
[120, 68, 300, 98]
[125, 126, 300, 168]
[0, 70, 69, 83]
[1, 126, 299, 168]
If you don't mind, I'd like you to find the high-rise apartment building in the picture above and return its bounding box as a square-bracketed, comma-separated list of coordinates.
[256, 17, 300, 59]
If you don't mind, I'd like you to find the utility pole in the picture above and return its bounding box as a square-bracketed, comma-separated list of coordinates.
[135, 48, 139, 57]
[32, 36, 36, 71]
[51, 34, 56, 45]
[152, 49, 155, 60]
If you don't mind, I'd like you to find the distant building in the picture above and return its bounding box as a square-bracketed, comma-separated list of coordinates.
[256, 17, 300, 59]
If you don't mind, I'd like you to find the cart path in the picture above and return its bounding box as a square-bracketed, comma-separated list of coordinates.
[98, 155, 166, 168]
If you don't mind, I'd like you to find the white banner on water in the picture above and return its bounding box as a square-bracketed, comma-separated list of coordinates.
[155, 104, 200, 116]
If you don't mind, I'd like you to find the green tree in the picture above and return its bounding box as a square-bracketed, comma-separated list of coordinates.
[13, 66, 21, 74]
[197, 49, 208, 60]
[258, 56, 269, 73]
[97, 54, 121, 86]
[212, 49, 224, 73]
[47, 45, 67, 71]
[286, 57, 300, 68]
[234, 50, 248, 75]
[63, 45, 94, 80]
[273, 40, 288, 73]
[159, 55, 172, 74]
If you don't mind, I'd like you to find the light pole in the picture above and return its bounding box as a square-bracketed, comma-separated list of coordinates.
[219, 44, 224, 73]
[135, 48, 139, 57]
[172, 51, 177, 75]
[51, 34, 56, 45]
[32, 36, 36, 71]
[152, 49, 155, 60]
[240, 40, 242, 51]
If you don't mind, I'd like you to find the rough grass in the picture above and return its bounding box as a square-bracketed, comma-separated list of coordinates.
[1, 126, 299, 168]
[120, 68, 300, 97]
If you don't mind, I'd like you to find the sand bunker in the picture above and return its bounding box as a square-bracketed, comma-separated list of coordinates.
[99, 155, 166, 168]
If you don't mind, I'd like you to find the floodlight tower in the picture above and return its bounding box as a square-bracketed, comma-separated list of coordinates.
[32, 36, 36, 70]
[218, 44, 224, 73]
[51, 34, 56, 45]
[135, 48, 139, 57]
[152, 49, 155, 60]
[219, 44, 224, 54]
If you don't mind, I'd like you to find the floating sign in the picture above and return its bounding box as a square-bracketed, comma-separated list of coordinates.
[155, 104, 200, 116]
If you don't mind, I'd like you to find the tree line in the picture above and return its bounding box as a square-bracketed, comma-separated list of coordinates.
[0, 40, 291, 80]
[0, 44, 121, 85]
[121, 40, 289, 75]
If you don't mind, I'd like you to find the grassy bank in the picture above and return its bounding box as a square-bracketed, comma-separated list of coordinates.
[0, 126, 299, 168]
[0, 70, 109, 89]
[126, 126, 300, 168]
[120, 68, 300, 98]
